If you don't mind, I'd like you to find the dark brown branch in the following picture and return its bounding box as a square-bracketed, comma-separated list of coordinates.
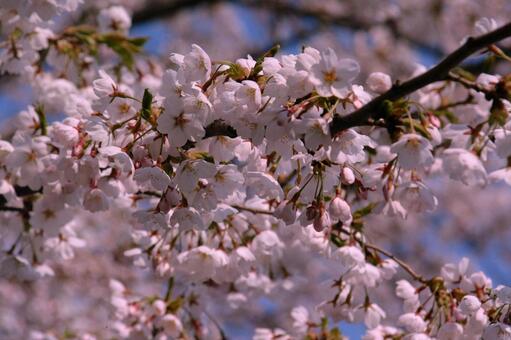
[0, 206, 25, 213]
[131, 0, 444, 58]
[330, 21, 511, 136]
[132, 0, 220, 23]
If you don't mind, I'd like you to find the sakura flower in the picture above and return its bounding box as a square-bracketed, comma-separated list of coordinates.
[466, 308, 488, 336]
[253, 328, 290, 340]
[0, 140, 14, 163]
[360, 303, 386, 329]
[367, 72, 392, 93]
[459, 295, 481, 316]
[5, 133, 48, 190]
[169, 207, 204, 231]
[396, 181, 438, 213]
[390, 134, 434, 170]
[50, 119, 80, 147]
[482, 323, 511, 340]
[461, 272, 492, 293]
[347, 263, 382, 287]
[474, 17, 498, 36]
[83, 188, 110, 212]
[177, 246, 228, 282]
[489, 168, 511, 186]
[441, 149, 487, 186]
[159, 314, 183, 337]
[380, 259, 398, 280]
[329, 129, 375, 163]
[174, 159, 216, 193]
[210, 164, 244, 199]
[493, 128, 511, 158]
[437, 322, 463, 340]
[376, 199, 407, 219]
[30, 195, 74, 235]
[246, 171, 284, 200]
[133, 166, 171, 191]
[274, 200, 297, 225]
[93, 70, 117, 99]
[301, 108, 331, 150]
[398, 313, 427, 333]
[291, 306, 309, 335]
[199, 136, 242, 163]
[227, 292, 248, 309]
[333, 245, 365, 267]
[98, 6, 132, 32]
[235, 80, 262, 113]
[156, 111, 205, 147]
[251, 230, 284, 258]
[178, 44, 211, 85]
[495, 285, 511, 304]
[396, 280, 418, 301]
[363, 326, 400, 340]
[44, 226, 86, 260]
[309, 48, 360, 98]
[442, 257, 469, 283]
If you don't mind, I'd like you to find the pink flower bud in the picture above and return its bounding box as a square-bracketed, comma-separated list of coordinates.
[313, 210, 331, 232]
[329, 196, 352, 223]
[341, 167, 356, 185]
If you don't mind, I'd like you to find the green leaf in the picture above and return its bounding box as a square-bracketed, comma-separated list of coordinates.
[330, 233, 345, 247]
[249, 44, 280, 79]
[98, 33, 148, 69]
[353, 203, 375, 219]
[140, 88, 153, 121]
[226, 62, 247, 81]
[34, 104, 47, 136]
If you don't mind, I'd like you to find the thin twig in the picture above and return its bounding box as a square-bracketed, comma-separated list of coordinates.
[232, 205, 274, 215]
[364, 242, 427, 283]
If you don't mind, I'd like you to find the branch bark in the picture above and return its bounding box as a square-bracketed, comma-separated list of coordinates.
[329, 21, 511, 136]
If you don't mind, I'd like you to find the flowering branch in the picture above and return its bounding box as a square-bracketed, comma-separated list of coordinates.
[330, 21, 511, 136]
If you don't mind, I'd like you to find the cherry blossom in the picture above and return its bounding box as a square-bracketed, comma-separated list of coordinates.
[0, 3, 510, 339]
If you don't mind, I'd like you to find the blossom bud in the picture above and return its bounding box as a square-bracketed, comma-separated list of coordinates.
[367, 72, 392, 93]
[313, 210, 331, 232]
[152, 299, 166, 316]
[329, 196, 352, 223]
[341, 167, 355, 185]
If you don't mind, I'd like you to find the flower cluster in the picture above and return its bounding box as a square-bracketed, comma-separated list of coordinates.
[1, 3, 511, 339]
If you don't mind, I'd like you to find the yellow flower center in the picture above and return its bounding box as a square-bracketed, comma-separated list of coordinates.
[323, 70, 337, 83]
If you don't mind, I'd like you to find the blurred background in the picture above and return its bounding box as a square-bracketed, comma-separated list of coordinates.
[2, 0, 511, 338]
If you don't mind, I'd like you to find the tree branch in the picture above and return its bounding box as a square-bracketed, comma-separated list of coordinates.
[132, 0, 220, 23]
[364, 242, 427, 283]
[329, 21, 511, 136]
[131, 0, 444, 58]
